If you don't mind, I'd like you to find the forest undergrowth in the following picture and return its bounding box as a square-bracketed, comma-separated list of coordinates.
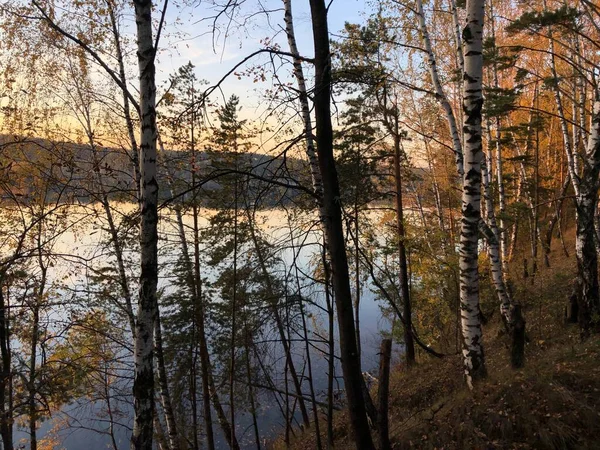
[277, 227, 600, 450]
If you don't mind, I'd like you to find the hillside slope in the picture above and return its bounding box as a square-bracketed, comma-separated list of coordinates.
[278, 229, 600, 449]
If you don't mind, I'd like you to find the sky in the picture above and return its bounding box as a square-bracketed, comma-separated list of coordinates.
[0, 0, 371, 148]
[156, 0, 369, 114]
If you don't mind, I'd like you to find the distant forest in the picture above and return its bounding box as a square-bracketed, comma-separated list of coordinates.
[0, 134, 317, 207]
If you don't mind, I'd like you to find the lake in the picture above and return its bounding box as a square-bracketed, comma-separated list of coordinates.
[2, 203, 396, 449]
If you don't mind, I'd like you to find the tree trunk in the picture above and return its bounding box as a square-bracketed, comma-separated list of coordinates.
[190, 170, 217, 450]
[324, 253, 335, 450]
[229, 177, 239, 449]
[77, 65, 169, 447]
[416, 0, 463, 176]
[208, 361, 240, 450]
[282, 0, 322, 199]
[283, 11, 337, 430]
[544, 172, 571, 264]
[0, 279, 13, 450]
[28, 240, 47, 450]
[480, 161, 512, 326]
[423, 137, 446, 233]
[103, 361, 119, 450]
[459, 0, 487, 387]
[153, 415, 169, 450]
[161, 142, 221, 449]
[308, 1, 374, 447]
[549, 37, 580, 198]
[393, 124, 415, 366]
[131, 0, 159, 448]
[28, 301, 38, 450]
[487, 1, 508, 272]
[377, 340, 392, 450]
[575, 94, 600, 335]
[154, 309, 180, 450]
[243, 326, 261, 450]
[107, 0, 141, 194]
[354, 195, 361, 362]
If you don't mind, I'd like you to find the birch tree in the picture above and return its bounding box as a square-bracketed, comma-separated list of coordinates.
[131, 0, 160, 448]
[507, 4, 600, 333]
[575, 94, 600, 334]
[458, 0, 487, 386]
[413, 0, 519, 333]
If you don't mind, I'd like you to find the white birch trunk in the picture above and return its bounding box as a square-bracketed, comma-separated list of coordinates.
[549, 39, 580, 197]
[450, 0, 464, 72]
[481, 160, 512, 324]
[283, 0, 330, 232]
[459, 0, 486, 387]
[131, 0, 158, 448]
[575, 94, 600, 333]
[488, 0, 509, 272]
[416, 0, 464, 176]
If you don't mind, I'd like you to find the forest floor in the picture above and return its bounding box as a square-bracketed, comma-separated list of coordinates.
[274, 228, 600, 449]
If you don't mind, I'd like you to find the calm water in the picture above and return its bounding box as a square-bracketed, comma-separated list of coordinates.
[5, 204, 394, 449]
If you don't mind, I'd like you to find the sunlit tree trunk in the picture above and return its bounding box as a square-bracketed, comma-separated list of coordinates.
[487, 0, 509, 272]
[544, 173, 571, 263]
[416, 0, 463, 177]
[549, 39, 580, 198]
[481, 160, 511, 325]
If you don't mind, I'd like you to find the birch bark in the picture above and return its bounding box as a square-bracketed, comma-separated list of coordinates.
[416, 0, 464, 176]
[459, 0, 487, 386]
[575, 94, 600, 334]
[549, 39, 580, 198]
[481, 160, 511, 323]
[487, 0, 509, 271]
[131, 0, 159, 448]
[283, 0, 322, 200]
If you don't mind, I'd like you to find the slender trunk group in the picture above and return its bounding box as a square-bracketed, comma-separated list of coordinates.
[284, 1, 338, 444]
